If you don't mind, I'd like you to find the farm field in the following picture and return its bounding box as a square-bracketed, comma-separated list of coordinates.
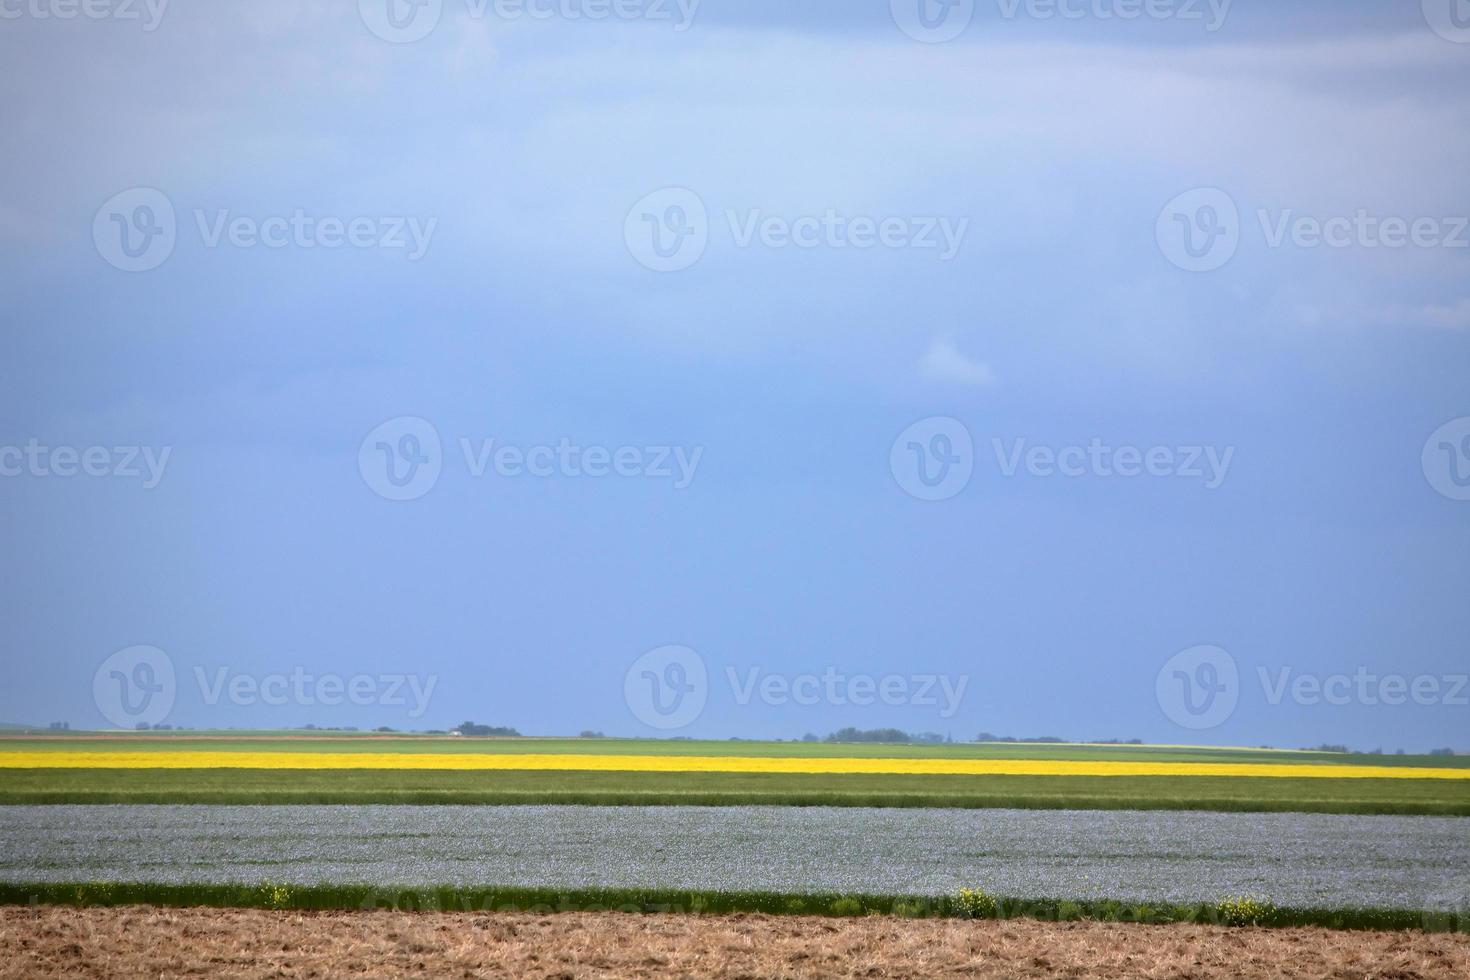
[5, 906, 1469, 980]
[2, 735, 1466, 814]
[5, 804, 1467, 912]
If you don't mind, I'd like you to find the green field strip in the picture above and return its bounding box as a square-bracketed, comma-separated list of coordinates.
[0, 882, 1462, 934]
[3, 768, 1467, 814]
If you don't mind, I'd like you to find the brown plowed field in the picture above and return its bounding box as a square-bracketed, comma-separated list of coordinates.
[3, 906, 1467, 979]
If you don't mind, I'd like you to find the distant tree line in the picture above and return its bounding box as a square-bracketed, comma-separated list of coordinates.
[452, 721, 521, 737]
[802, 728, 953, 745]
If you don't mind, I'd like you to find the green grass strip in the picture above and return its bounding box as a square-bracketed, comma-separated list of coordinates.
[0, 882, 1462, 934]
[5, 769, 1468, 815]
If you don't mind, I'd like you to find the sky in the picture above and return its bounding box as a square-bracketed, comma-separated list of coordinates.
[1, 0, 1467, 750]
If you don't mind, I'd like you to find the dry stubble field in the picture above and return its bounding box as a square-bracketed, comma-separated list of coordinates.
[3, 907, 1468, 980]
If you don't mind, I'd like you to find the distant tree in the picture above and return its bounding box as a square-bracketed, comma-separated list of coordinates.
[578, 730, 605, 738]
[825, 727, 910, 744]
[801, 733, 820, 743]
[1429, 748, 1456, 757]
[454, 721, 521, 737]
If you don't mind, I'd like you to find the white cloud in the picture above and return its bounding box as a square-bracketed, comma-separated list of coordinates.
[919, 337, 995, 386]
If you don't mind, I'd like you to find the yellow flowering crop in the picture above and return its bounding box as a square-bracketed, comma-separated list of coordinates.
[0, 751, 1465, 780]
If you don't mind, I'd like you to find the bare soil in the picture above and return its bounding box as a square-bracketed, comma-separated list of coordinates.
[2, 906, 1467, 979]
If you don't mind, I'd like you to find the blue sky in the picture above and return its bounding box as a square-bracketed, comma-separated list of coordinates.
[1, 1, 1467, 749]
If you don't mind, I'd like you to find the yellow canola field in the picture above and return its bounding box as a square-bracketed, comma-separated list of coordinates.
[0, 752, 1467, 780]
